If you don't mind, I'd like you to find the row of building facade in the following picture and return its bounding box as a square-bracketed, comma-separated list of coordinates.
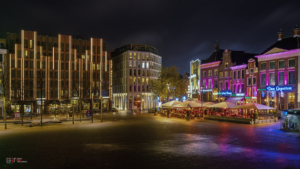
[0, 30, 161, 116]
[189, 26, 300, 111]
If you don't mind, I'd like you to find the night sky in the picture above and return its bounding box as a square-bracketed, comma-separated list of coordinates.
[1, 0, 300, 74]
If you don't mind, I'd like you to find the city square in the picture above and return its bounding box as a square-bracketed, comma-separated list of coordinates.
[1, 0, 300, 168]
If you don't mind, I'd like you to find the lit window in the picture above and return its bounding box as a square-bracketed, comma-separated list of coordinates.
[225, 62, 228, 69]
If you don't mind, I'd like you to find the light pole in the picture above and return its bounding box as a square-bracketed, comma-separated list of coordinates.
[201, 86, 203, 107]
[92, 92, 94, 123]
[167, 83, 170, 102]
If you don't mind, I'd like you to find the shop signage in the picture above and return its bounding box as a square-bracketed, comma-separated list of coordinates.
[14, 112, 20, 119]
[201, 89, 212, 92]
[266, 86, 292, 92]
[236, 93, 245, 96]
[86, 110, 91, 117]
[219, 90, 232, 95]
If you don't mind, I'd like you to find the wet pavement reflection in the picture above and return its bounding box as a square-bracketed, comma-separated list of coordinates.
[0, 111, 299, 169]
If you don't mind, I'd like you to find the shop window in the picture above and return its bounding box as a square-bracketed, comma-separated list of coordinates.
[279, 60, 285, 69]
[288, 93, 295, 109]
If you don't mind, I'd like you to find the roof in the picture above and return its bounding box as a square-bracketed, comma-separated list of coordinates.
[261, 36, 300, 54]
[202, 49, 257, 65]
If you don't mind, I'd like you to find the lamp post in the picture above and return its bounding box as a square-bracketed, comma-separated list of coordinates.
[92, 92, 94, 123]
[167, 83, 170, 102]
[200, 86, 203, 107]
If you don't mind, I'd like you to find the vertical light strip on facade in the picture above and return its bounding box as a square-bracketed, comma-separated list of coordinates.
[105, 51, 107, 71]
[100, 39, 102, 96]
[58, 34, 61, 100]
[90, 38, 93, 98]
[21, 30, 24, 100]
[14, 44, 17, 68]
[69, 36, 72, 98]
[85, 50, 87, 71]
[53, 47, 54, 69]
[9, 54, 11, 100]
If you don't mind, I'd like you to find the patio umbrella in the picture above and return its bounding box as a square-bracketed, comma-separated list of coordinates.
[232, 103, 275, 110]
[207, 102, 237, 108]
[185, 98, 195, 101]
[161, 101, 182, 107]
[172, 101, 204, 108]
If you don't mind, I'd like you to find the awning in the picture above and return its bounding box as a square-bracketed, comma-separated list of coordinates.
[226, 97, 243, 104]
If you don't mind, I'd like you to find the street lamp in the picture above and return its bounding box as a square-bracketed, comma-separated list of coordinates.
[92, 92, 94, 123]
[167, 83, 170, 102]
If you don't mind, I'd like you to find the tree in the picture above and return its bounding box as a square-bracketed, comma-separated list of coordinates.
[149, 66, 187, 102]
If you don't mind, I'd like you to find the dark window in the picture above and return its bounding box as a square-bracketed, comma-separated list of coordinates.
[270, 62, 275, 69]
[278, 72, 284, 85]
[61, 43, 64, 51]
[24, 39, 28, 48]
[289, 59, 295, 67]
[279, 60, 285, 69]
[289, 71, 295, 84]
[61, 54, 64, 60]
[261, 63, 266, 70]
[261, 74, 266, 86]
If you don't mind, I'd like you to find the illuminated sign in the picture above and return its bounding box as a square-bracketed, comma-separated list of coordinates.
[213, 92, 218, 95]
[201, 89, 212, 92]
[189, 74, 196, 79]
[252, 97, 257, 99]
[266, 86, 292, 92]
[236, 93, 245, 96]
[218, 90, 232, 95]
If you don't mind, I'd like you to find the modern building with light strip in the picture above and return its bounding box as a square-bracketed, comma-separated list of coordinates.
[5, 30, 112, 114]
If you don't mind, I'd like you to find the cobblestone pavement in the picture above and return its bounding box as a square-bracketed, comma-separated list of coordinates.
[0, 112, 299, 169]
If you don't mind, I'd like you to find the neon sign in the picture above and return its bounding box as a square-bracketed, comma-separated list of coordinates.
[236, 93, 245, 96]
[218, 90, 232, 95]
[266, 86, 292, 91]
[201, 89, 212, 92]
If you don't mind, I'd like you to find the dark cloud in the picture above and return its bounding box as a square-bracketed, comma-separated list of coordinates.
[1, 0, 300, 74]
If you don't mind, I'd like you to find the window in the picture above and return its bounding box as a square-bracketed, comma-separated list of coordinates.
[202, 80, 206, 88]
[30, 61, 33, 68]
[279, 60, 285, 69]
[261, 74, 266, 86]
[219, 82, 223, 90]
[225, 71, 228, 78]
[24, 39, 28, 48]
[30, 40, 33, 49]
[30, 51, 34, 58]
[25, 61, 28, 68]
[203, 71, 206, 78]
[278, 72, 284, 85]
[252, 77, 256, 85]
[208, 70, 212, 77]
[230, 71, 232, 77]
[233, 71, 236, 79]
[129, 53, 132, 59]
[233, 85, 235, 93]
[289, 71, 295, 84]
[269, 61, 275, 69]
[237, 71, 240, 79]
[247, 78, 251, 85]
[17, 70, 21, 78]
[61, 54, 64, 61]
[219, 72, 223, 78]
[269, 73, 275, 86]
[242, 70, 245, 78]
[214, 69, 218, 76]
[208, 80, 212, 88]
[11, 70, 15, 78]
[214, 79, 218, 88]
[225, 81, 228, 89]
[261, 63, 266, 70]
[55, 53, 58, 60]
[288, 59, 295, 67]
[129, 61, 132, 67]
[17, 60, 21, 68]
[225, 62, 228, 69]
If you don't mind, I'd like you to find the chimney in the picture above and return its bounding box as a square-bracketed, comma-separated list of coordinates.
[278, 29, 283, 41]
[214, 40, 219, 51]
[294, 25, 300, 37]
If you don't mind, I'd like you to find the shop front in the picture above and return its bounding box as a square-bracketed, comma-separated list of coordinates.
[258, 86, 296, 111]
